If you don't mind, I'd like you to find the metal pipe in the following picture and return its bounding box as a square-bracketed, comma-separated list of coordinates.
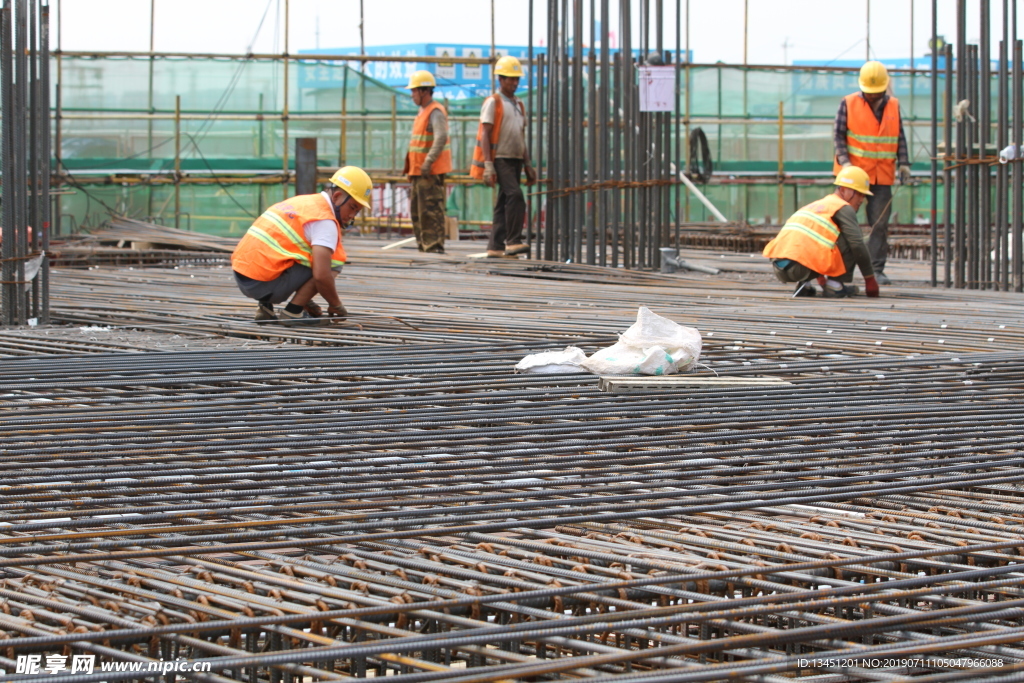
[979, 0, 991, 288]
[599, 0, 609, 266]
[526, 0, 534, 255]
[0, 2, 13, 326]
[586, 0, 596, 265]
[174, 94, 181, 230]
[12, 0, 28, 323]
[39, 0, 50, 324]
[675, 0, 682, 250]
[282, 0, 290, 200]
[777, 101, 784, 223]
[1014, 39, 1023, 291]
[943, 43, 953, 288]
[28, 0, 39, 320]
[866, 0, 871, 60]
[997, 34, 1008, 290]
[572, 0, 583, 264]
[930, 0, 938, 287]
[955, 0, 966, 288]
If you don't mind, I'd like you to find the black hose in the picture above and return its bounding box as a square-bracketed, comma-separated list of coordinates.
[687, 126, 713, 183]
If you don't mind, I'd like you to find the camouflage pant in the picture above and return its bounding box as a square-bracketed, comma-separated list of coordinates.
[409, 174, 446, 253]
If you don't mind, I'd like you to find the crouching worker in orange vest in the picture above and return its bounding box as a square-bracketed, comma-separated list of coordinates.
[763, 166, 880, 299]
[231, 167, 373, 325]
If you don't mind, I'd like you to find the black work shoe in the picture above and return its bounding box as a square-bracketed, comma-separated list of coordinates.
[822, 284, 859, 298]
[255, 303, 277, 322]
[505, 243, 530, 256]
[278, 310, 326, 327]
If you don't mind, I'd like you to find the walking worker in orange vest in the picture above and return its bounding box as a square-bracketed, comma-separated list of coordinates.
[833, 60, 911, 286]
[763, 166, 880, 299]
[403, 70, 452, 254]
[470, 55, 537, 258]
[231, 166, 372, 325]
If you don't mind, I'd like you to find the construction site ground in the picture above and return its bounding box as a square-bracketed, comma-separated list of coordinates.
[3, 236, 969, 355]
[4, 236, 1024, 679]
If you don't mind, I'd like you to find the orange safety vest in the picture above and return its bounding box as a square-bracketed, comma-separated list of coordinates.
[469, 93, 526, 179]
[833, 93, 901, 185]
[762, 194, 850, 277]
[405, 101, 452, 176]
[231, 193, 347, 281]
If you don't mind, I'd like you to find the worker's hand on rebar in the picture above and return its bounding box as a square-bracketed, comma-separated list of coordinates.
[524, 165, 537, 186]
[864, 275, 880, 298]
[326, 304, 348, 321]
[898, 164, 912, 185]
[484, 161, 496, 187]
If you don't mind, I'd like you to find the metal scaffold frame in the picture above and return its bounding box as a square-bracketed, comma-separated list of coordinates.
[49, 1, 959, 260]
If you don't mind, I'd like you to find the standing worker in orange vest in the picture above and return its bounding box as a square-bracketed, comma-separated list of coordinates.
[833, 61, 911, 286]
[763, 166, 881, 299]
[231, 166, 372, 325]
[470, 55, 537, 258]
[404, 70, 452, 254]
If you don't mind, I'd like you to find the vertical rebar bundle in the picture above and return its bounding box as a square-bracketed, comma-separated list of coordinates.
[540, 0, 679, 268]
[936, 0, 1023, 291]
[0, 0, 50, 326]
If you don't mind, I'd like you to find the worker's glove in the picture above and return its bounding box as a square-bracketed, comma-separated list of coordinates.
[420, 161, 433, 176]
[326, 304, 348, 321]
[841, 161, 853, 169]
[864, 275, 880, 298]
[524, 164, 537, 186]
[898, 164, 912, 185]
[484, 161, 496, 187]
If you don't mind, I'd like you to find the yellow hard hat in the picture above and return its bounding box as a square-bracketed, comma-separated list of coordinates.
[858, 60, 889, 94]
[329, 166, 373, 209]
[405, 70, 436, 89]
[493, 55, 523, 78]
[834, 165, 874, 196]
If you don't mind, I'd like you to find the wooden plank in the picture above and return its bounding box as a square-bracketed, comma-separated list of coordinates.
[598, 375, 792, 393]
[381, 236, 417, 250]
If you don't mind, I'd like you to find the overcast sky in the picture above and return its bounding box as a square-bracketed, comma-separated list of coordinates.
[58, 0, 1018, 65]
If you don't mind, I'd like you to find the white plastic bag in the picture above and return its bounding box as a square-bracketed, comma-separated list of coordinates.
[515, 346, 590, 374]
[581, 306, 702, 376]
[22, 252, 44, 292]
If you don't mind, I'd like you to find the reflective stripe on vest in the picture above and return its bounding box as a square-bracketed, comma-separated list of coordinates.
[470, 94, 525, 179]
[762, 194, 850, 278]
[833, 93, 901, 185]
[231, 194, 347, 281]
[406, 101, 452, 176]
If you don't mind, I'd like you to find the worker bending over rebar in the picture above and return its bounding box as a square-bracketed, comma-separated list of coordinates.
[230, 167, 373, 325]
[763, 166, 880, 299]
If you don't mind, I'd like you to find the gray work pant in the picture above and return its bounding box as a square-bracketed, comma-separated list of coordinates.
[865, 183, 893, 273]
[487, 158, 526, 251]
[771, 234, 857, 284]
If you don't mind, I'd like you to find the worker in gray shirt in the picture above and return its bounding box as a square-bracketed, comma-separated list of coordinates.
[470, 56, 537, 257]
[404, 71, 452, 254]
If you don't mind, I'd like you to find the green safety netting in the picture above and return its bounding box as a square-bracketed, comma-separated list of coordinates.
[53, 56, 949, 236]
